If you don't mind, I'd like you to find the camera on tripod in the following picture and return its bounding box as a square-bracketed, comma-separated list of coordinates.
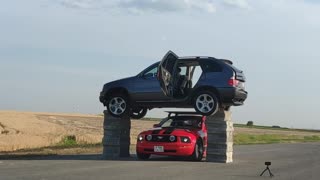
[260, 162, 274, 177]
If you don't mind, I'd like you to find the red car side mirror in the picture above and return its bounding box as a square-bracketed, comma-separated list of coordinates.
[153, 124, 160, 128]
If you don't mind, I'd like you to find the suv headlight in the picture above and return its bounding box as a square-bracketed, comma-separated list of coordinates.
[180, 136, 191, 143]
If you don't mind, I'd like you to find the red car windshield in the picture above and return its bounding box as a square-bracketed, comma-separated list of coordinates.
[160, 116, 202, 129]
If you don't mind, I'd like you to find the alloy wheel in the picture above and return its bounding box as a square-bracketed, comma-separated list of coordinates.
[196, 94, 215, 113]
[108, 97, 127, 115]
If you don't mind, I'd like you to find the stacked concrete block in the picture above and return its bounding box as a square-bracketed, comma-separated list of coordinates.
[206, 110, 234, 163]
[102, 110, 131, 159]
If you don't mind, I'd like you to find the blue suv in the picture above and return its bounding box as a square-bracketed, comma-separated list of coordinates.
[100, 51, 247, 119]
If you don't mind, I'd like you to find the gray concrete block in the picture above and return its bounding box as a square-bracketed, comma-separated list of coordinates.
[206, 152, 233, 163]
[206, 110, 232, 122]
[206, 110, 234, 163]
[102, 111, 131, 159]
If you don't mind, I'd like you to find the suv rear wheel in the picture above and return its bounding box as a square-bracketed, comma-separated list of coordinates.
[193, 91, 219, 116]
[107, 93, 130, 118]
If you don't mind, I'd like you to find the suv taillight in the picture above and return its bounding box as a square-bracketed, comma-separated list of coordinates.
[228, 77, 239, 87]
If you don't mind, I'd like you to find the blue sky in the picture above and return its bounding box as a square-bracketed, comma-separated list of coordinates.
[1, 0, 320, 129]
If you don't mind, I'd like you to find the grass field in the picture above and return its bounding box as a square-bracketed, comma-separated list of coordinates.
[234, 134, 320, 145]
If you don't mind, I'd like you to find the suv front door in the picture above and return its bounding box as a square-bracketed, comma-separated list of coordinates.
[158, 51, 179, 97]
[132, 63, 170, 102]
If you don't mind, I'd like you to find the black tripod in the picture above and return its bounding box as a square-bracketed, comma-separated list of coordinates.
[260, 162, 274, 177]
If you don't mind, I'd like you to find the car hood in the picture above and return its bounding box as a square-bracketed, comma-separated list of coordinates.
[142, 127, 198, 136]
[103, 76, 135, 90]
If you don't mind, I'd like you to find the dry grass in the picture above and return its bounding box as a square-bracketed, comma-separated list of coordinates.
[1, 111, 320, 155]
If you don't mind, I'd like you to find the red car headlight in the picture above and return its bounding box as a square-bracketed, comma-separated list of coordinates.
[169, 135, 176, 142]
[138, 135, 144, 142]
[180, 136, 191, 143]
[146, 135, 153, 141]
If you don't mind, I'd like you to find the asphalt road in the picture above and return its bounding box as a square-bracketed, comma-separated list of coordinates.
[0, 143, 319, 180]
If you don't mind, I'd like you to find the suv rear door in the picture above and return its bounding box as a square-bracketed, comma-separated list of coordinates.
[158, 51, 179, 97]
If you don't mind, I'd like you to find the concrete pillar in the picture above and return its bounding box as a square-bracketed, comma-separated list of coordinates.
[206, 110, 234, 163]
[102, 110, 131, 159]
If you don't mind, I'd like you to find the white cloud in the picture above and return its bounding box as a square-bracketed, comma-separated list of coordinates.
[58, 0, 99, 9]
[223, 0, 250, 9]
[56, 0, 257, 14]
[57, 0, 217, 14]
[57, 0, 114, 10]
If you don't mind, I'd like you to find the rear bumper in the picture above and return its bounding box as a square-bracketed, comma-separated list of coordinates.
[136, 142, 195, 156]
[218, 87, 248, 106]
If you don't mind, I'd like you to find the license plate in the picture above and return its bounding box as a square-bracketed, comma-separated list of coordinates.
[154, 146, 164, 152]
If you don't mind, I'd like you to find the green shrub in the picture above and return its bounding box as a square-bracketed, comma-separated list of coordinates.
[246, 121, 254, 126]
[272, 125, 281, 128]
[59, 135, 77, 146]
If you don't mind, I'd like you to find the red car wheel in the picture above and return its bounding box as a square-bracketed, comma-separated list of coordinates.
[191, 140, 204, 161]
[137, 152, 150, 160]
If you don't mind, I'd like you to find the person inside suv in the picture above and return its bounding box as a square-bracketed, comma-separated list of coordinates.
[174, 67, 188, 98]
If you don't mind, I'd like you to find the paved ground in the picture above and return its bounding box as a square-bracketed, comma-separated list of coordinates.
[0, 143, 319, 180]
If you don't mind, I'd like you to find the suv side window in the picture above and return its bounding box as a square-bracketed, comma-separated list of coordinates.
[143, 65, 158, 78]
[202, 60, 222, 72]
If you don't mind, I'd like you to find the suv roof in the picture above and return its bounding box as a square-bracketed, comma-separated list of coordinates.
[178, 56, 233, 65]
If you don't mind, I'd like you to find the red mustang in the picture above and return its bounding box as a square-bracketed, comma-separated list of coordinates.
[136, 112, 207, 161]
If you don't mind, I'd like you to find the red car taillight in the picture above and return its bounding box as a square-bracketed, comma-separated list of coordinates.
[228, 77, 239, 87]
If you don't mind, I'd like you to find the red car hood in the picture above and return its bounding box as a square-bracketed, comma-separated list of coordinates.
[142, 127, 199, 136]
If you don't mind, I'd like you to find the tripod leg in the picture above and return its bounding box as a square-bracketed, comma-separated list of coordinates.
[267, 168, 274, 177]
[260, 168, 268, 176]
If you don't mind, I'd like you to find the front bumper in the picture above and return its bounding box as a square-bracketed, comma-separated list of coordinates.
[136, 141, 195, 156]
[99, 91, 106, 105]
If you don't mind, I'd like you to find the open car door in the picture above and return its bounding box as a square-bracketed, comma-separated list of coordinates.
[158, 51, 179, 97]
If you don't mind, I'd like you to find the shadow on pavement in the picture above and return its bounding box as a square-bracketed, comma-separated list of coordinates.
[0, 154, 193, 162]
[0, 154, 104, 161]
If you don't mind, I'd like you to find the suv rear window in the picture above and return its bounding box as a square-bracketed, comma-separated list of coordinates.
[202, 60, 222, 72]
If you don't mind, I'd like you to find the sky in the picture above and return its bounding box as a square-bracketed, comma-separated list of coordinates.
[0, 0, 320, 129]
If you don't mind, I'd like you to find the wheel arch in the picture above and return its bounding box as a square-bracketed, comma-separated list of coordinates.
[191, 86, 222, 104]
[197, 137, 204, 146]
[105, 87, 131, 102]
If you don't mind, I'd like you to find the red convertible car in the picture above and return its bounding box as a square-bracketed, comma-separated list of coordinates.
[136, 112, 207, 161]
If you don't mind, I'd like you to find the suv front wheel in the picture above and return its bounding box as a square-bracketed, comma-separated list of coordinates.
[107, 93, 130, 118]
[193, 91, 219, 116]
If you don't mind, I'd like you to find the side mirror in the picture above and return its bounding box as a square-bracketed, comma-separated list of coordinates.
[153, 124, 160, 128]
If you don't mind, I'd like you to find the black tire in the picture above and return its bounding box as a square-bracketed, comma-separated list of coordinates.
[106, 93, 130, 118]
[137, 152, 151, 160]
[193, 91, 219, 116]
[191, 140, 204, 161]
[130, 108, 148, 119]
